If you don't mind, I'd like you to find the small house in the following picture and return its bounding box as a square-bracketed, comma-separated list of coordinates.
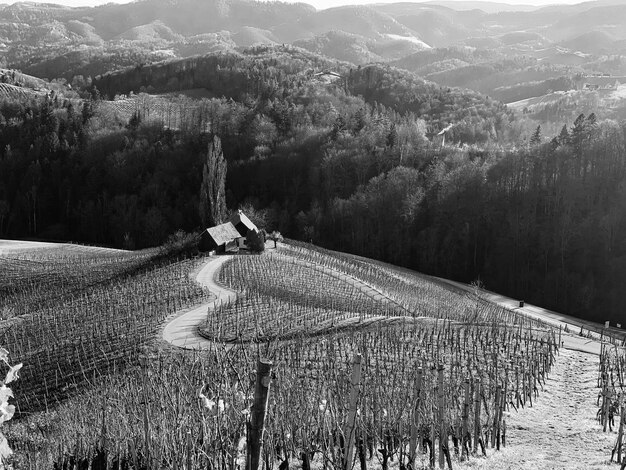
[580, 76, 626, 91]
[199, 222, 242, 253]
[314, 71, 343, 84]
[229, 210, 259, 238]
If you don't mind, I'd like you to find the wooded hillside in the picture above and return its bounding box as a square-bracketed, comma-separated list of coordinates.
[1, 47, 625, 324]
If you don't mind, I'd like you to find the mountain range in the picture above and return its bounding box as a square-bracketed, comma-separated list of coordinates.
[3, 0, 626, 115]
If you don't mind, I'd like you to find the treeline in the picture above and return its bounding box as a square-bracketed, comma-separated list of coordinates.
[310, 115, 626, 324]
[0, 95, 207, 248]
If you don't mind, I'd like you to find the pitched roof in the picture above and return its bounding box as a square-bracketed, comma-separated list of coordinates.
[205, 222, 241, 246]
[230, 211, 258, 233]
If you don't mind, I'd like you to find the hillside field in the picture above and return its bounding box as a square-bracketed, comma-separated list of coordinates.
[0, 239, 623, 469]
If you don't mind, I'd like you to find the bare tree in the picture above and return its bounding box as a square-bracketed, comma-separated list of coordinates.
[268, 231, 283, 248]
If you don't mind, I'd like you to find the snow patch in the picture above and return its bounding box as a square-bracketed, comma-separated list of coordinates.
[384, 34, 431, 49]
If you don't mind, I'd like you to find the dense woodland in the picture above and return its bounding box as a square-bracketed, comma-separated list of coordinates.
[1, 47, 625, 324]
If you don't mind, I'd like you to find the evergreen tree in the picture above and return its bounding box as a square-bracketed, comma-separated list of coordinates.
[586, 112, 597, 126]
[558, 124, 569, 145]
[386, 123, 398, 148]
[199, 135, 227, 228]
[530, 125, 542, 147]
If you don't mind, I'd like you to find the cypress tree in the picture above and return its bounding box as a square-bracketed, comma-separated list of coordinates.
[199, 135, 227, 228]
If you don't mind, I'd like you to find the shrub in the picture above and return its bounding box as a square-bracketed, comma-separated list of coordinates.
[247, 229, 265, 252]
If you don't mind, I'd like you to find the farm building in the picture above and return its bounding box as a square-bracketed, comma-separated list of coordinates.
[199, 211, 261, 253]
[579, 76, 626, 91]
[314, 71, 343, 84]
[199, 222, 242, 253]
[229, 210, 258, 237]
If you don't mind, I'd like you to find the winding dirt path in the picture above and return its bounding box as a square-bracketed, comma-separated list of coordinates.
[161, 255, 235, 349]
[161, 249, 412, 348]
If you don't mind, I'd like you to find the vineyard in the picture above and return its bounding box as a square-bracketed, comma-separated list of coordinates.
[598, 345, 626, 466]
[1, 240, 620, 469]
[0, 244, 210, 415]
[0, 83, 44, 101]
[102, 93, 212, 132]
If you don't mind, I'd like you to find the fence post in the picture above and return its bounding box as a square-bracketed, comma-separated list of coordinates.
[247, 359, 273, 470]
[409, 367, 423, 465]
[344, 354, 363, 470]
[438, 365, 445, 469]
[473, 378, 481, 455]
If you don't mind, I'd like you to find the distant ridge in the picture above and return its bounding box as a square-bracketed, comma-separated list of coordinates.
[423, 1, 541, 13]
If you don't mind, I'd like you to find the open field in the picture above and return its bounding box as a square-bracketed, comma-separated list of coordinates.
[0, 241, 210, 416]
[0, 240, 622, 469]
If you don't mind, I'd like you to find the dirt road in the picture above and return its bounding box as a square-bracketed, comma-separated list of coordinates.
[466, 348, 617, 470]
[433, 277, 624, 355]
[161, 255, 234, 349]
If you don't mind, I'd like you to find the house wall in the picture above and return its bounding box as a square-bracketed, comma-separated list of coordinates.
[199, 232, 218, 252]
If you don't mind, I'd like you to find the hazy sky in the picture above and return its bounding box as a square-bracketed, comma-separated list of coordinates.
[0, 0, 593, 8]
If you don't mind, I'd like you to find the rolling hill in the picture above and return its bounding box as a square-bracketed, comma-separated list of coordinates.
[3, 0, 626, 92]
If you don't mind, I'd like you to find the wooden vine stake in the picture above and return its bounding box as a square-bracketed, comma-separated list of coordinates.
[247, 359, 273, 470]
[409, 367, 423, 465]
[461, 377, 470, 460]
[616, 397, 625, 465]
[602, 375, 610, 432]
[473, 378, 481, 455]
[437, 364, 445, 469]
[344, 354, 363, 470]
[491, 385, 501, 449]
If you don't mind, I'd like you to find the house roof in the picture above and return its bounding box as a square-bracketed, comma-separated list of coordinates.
[205, 222, 241, 246]
[314, 71, 343, 84]
[230, 211, 258, 233]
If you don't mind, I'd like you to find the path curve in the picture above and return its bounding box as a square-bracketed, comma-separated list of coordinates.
[162, 248, 425, 348]
[162, 255, 235, 349]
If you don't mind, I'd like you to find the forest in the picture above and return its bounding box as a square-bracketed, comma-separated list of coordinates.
[1, 46, 625, 324]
